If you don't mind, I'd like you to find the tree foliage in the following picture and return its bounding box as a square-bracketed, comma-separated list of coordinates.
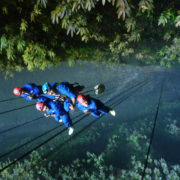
[0, 150, 180, 179]
[0, 0, 179, 75]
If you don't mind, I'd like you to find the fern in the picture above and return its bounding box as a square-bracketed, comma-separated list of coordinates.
[0, 35, 8, 50]
[37, 0, 47, 8]
[139, 0, 154, 13]
[125, 18, 136, 32]
[2, 7, 8, 15]
[158, 14, 168, 26]
[175, 15, 180, 27]
[20, 19, 28, 32]
[17, 40, 26, 52]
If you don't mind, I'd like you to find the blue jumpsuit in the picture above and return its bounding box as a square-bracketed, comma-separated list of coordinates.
[76, 98, 110, 118]
[45, 82, 76, 100]
[21, 83, 42, 101]
[63, 99, 73, 112]
[38, 97, 72, 128]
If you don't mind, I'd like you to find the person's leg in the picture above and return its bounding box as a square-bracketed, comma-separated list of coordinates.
[70, 83, 85, 93]
[60, 113, 74, 135]
[60, 113, 72, 128]
[96, 99, 115, 116]
[37, 85, 43, 94]
[63, 99, 73, 112]
[95, 99, 110, 114]
[74, 85, 85, 92]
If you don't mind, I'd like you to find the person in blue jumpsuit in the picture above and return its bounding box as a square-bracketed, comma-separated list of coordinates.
[13, 83, 42, 101]
[36, 97, 74, 135]
[66, 94, 116, 118]
[42, 82, 84, 109]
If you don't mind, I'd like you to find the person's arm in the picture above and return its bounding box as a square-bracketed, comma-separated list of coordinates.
[76, 102, 86, 112]
[21, 94, 33, 101]
[64, 99, 74, 112]
[84, 110, 92, 114]
[22, 85, 36, 100]
[45, 106, 55, 116]
[44, 113, 55, 117]
[32, 86, 41, 96]
[91, 111, 101, 118]
[23, 84, 34, 95]
[71, 97, 76, 110]
[88, 100, 100, 117]
[37, 96, 48, 102]
[58, 85, 76, 105]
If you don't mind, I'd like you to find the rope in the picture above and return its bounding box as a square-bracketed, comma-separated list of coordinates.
[46, 114, 105, 160]
[0, 103, 35, 116]
[0, 97, 20, 103]
[111, 81, 150, 108]
[0, 113, 87, 173]
[107, 79, 150, 107]
[173, 85, 180, 100]
[97, 77, 147, 100]
[0, 124, 62, 160]
[168, 76, 180, 101]
[0, 113, 84, 161]
[0, 116, 44, 135]
[141, 78, 165, 180]
[46, 80, 150, 160]
[0, 78, 151, 172]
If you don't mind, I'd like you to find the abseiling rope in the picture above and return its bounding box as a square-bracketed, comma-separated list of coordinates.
[0, 113, 88, 173]
[0, 113, 83, 161]
[0, 78, 149, 172]
[44, 79, 150, 161]
[46, 113, 106, 161]
[141, 78, 165, 180]
[0, 78, 151, 173]
[0, 103, 35, 115]
[0, 97, 20, 103]
[168, 75, 180, 101]
[0, 124, 63, 160]
[108, 80, 150, 107]
[0, 116, 44, 135]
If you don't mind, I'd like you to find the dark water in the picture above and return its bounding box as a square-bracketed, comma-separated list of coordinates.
[0, 62, 179, 174]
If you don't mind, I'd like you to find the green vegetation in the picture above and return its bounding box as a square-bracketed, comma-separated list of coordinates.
[1, 149, 180, 179]
[0, 0, 179, 76]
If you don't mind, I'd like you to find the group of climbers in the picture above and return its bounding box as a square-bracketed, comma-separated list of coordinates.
[13, 82, 116, 135]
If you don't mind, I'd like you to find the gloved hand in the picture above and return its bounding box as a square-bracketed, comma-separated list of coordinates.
[70, 104, 75, 111]
[44, 113, 50, 117]
[84, 110, 91, 114]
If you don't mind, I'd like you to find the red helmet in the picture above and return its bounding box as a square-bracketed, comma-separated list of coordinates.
[36, 102, 45, 111]
[77, 94, 87, 104]
[13, 87, 22, 96]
